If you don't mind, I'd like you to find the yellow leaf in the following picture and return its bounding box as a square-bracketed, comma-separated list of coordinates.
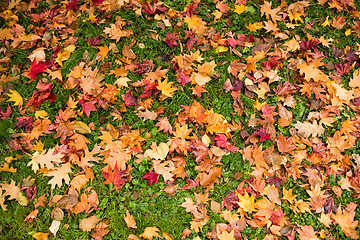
[88, 13, 97, 22]
[7, 89, 23, 106]
[332, 204, 359, 239]
[73, 121, 92, 134]
[212, 10, 222, 21]
[237, 191, 256, 213]
[162, 232, 174, 240]
[32, 140, 44, 152]
[157, 78, 176, 97]
[64, 45, 76, 52]
[321, 16, 330, 27]
[283, 38, 300, 52]
[32, 232, 49, 240]
[233, 4, 247, 14]
[215, 46, 228, 54]
[246, 22, 264, 32]
[139, 227, 162, 240]
[345, 29, 352, 36]
[35, 110, 48, 119]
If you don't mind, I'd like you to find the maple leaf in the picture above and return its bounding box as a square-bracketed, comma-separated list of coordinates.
[123, 210, 137, 229]
[246, 22, 264, 32]
[233, 4, 247, 14]
[101, 164, 129, 191]
[156, 117, 173, 134]
[45, 163, 72, 189]
[307, 185, 327, 213]
[139, 227, 162, 240]
[281, 188, 297, 204]
[296, 225, 318, 240]
[332, 203, 359, 239]
[184, 15, 207, 34]
[123, 91, 138, 106]
[28, 58, 48, 80]
[237, 191, 256, 213]
[199, 167, 222, 189]
[218, 229, 235, 240]
[276, 134, 295, 153]
[176, 71, 191, 86]
[142, 171, 159, 186]
[96, 45, 109, 61]
[0, 105, 12, 120]
[163, 32, 180, 49]
[157, 78, 176, 98]
[7, 89, 23, 106]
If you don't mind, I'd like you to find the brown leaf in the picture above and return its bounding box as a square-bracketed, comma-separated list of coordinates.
[79, 215, 100, 232]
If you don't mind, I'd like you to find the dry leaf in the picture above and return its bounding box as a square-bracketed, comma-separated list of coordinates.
[123, 210, 137, 229]
[79, 215, 100, 232]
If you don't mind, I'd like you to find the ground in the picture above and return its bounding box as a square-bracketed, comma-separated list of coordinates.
[1, 0, 360, 239]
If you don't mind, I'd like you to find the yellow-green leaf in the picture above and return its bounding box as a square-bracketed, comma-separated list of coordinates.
[73, 121, 92, 134]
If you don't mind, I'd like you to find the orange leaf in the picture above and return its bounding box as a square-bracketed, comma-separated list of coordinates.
[139, 227, 162, 240]
[123, 210, 137, 229]
[332, 203, 359, 239]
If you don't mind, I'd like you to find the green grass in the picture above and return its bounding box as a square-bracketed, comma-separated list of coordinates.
[1, 0, 360, 239]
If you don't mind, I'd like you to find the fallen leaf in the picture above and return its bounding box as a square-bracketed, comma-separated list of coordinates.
[139, 227, 162, 240]
[123, 210, 137, 229]
[79, 215, 100, 232]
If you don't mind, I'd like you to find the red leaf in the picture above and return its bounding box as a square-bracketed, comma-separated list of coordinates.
[66, 0, 79, 10]
[80, 100, 97, 118]
[28, 58, 48, 80]
[142, 171, 159, 186]
[0, 105, 12, 120]
[214, 134, 228, 148]
[163, 32, 180, 49]
[180, 178, 199, 190]
[177, 71, 191, 86]
[123, 91, 138, 107]
[15, 116, 33, 131]
[102, 164, 129, 191]
[91, 0, 103, 5]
